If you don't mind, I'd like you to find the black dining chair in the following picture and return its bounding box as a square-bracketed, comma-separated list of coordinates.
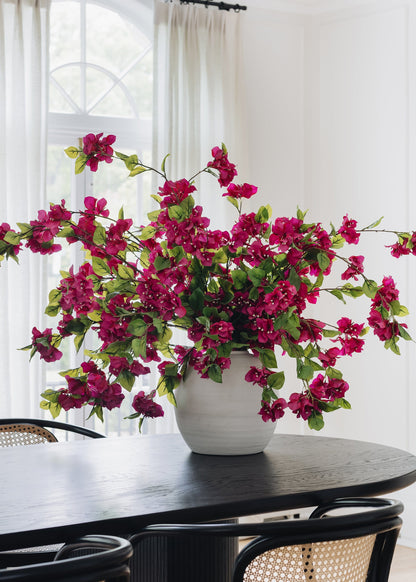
[129, 497, 403, 582]
[0, 417, 105, 446]
[0, 418, 105, 568]
[0, 535, 132, 582]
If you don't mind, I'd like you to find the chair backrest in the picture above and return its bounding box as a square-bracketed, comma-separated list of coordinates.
[0, 535, 132, 582]
[0, 418, 105, 447]
[130, 497, 403, 582]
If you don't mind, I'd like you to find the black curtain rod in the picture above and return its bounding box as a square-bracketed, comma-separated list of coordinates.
[178, 0, 247, 12]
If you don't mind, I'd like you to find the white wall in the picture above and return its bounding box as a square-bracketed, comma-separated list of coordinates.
[242, 0, 416, 544]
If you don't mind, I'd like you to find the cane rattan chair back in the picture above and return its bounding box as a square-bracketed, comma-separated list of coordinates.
[0, 535, 132, 582]
[0, 422, 58, 446]
[130, 498, 403, 582]
[0, 418, 105, 569]
[0, 418, 104, 447]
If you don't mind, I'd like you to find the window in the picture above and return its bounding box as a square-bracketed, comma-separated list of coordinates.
[46, 0, 153, 435]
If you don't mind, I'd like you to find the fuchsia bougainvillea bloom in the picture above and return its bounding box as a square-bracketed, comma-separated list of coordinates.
[0, 135, 415, 431]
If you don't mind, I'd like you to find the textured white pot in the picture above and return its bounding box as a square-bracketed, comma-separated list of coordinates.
[174, 351, 276, 456]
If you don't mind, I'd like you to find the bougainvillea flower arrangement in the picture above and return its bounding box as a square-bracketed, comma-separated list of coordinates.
[0, 132, 415, 431]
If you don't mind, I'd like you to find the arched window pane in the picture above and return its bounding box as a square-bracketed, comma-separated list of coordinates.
[49, 2, 81, 69]
[47, 0, 153, 435]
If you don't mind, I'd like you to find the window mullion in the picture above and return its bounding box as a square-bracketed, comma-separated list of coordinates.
[80, 0, 87, 112]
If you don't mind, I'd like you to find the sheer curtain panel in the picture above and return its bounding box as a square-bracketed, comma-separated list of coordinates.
[0, 0, 50, 416]
[153, 0, 248, 230]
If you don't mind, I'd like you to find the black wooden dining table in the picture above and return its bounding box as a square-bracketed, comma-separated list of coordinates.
[1, 432, 416, 580]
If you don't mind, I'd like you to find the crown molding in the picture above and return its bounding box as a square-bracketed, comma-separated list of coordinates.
[244, 0, 388, 15]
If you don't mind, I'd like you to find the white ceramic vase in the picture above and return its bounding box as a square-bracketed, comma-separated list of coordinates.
[174, 351, 276, 456]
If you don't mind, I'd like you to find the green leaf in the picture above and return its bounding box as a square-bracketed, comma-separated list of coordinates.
[341, 284, 363, 298]
[45, 303, 61, 317]
[117, 370, 136, 391]
[288, 268, 301, 291]
[74, 333, 86, 352]
[267, 371, 285, 389]
[330, 233, 345, 249]
[329, 289, 346, 303]
[398, 325, 412, 341]
[4, 231, 21, 245]
[92, 256, 111, 276]
[166, 391, 177, 406]
[226, 196, 239, 209]
[364, 216, 384, 230]
[231, 269, 248, 290]
[306, 358, 324, 372]
[75, 153, 88, 174]
[48, 288, 62, 304]
[64, 318, 87, 335]
[170, 246, 185, 263]
[326, 367, 343, 379]
[57, 226, 75, 238]
[249, 287, 259, 301]
[385, 338, 401, 355]
[64, 146, 80, 159]
[179, 196, 195, 215]
[128, 318, 148, 337]
[49, 402, 62, 419]
[140, 225, 157, 241]
[398, 305, 409, 317]
[255, 206, 271, 223]
[93, 224, 106, 246]
[296, 208, 308, 221]
[333, 397, 351, 410]
[161, 153, 170, 173]
[154, 256, 171, 271]
[168, 205, 184, 221]
[207, 364, 223, 383]
[132, 337, 148, 358]
[389, 300, 401, 316]
[196, 315, 211, 328]
[213, 248, 227, 264]
[40, 388, 60, 403]
[129, 166, 147, 177]
[158, 375, 180, 397]
[189, 287, 205, 313]
[279, 337, 303, 358]
[147, 209, 161, 222]
[321, 329, 339, 338]
[163, 363, 179, 377]
[90, 405, 104, 422]
[58, 367, 82, 378]
[296, 359, 314, 381]
[363, 280, 378, 299]
[317, 252, 330, 271]
[16, 222, 33, 237]
[157, 325, 173, 346]
[125, 154, 139, 170]
[117, 264, 135, 279]
[258, 349, 277, 368]
[248, 267, 265, 288]
[308, 412, 325, 431]
[39, 400, 50, 411]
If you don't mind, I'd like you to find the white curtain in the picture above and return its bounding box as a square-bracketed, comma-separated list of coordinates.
[153, 0, 248, 230]
[0, 0, 50, 416]
[147, 0, 248, 434]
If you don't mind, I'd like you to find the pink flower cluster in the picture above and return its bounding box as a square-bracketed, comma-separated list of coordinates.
[207, 145, 237, 187]
[83, 133, 116, 172]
